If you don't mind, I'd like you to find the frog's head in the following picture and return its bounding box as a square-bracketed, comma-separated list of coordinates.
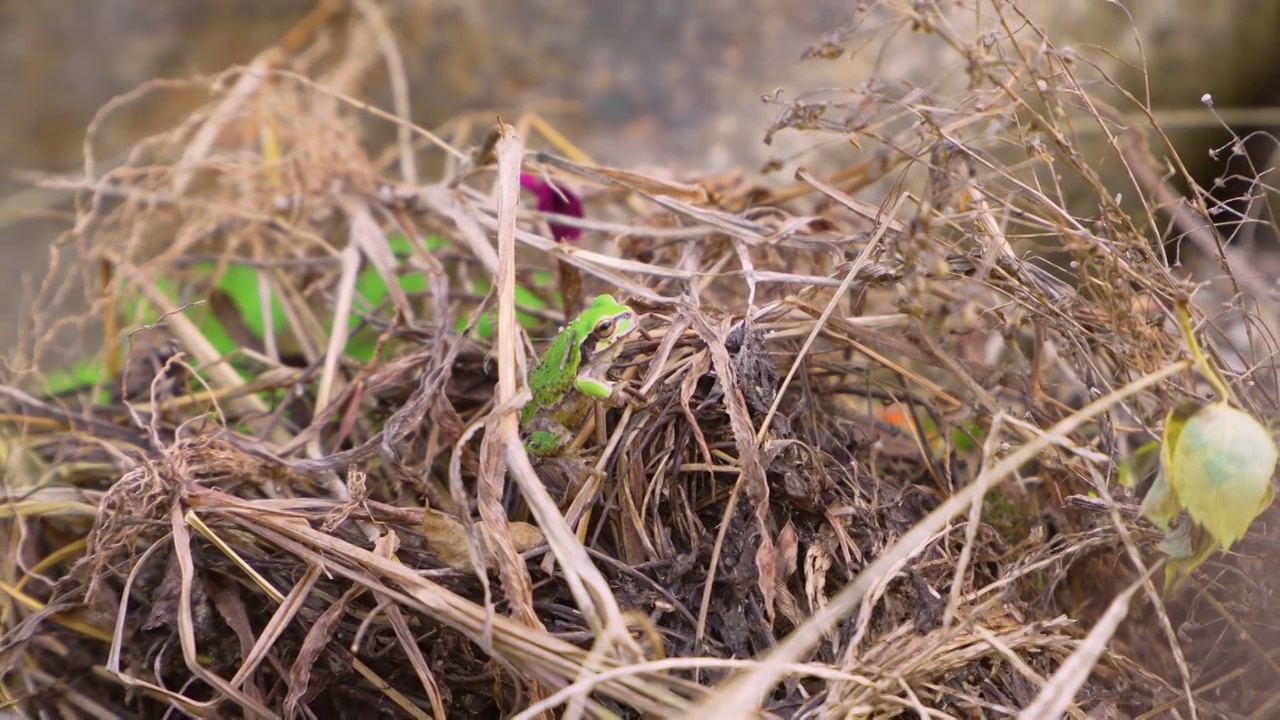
[575, 294, 637, 355]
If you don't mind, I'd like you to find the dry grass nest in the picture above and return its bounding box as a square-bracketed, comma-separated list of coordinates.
[4, 2, 1280, 718]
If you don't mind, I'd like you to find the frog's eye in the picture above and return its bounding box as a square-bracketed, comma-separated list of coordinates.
[594, 318, 615, 337]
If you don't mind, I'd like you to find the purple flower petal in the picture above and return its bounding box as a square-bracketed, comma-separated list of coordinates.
[520, 173, 583, 243]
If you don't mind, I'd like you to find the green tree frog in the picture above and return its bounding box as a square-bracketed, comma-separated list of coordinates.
[520, 294, 638, 457]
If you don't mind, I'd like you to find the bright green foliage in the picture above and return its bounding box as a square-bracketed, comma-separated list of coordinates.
[41, 233, 562, 397]
[214, 263, 288, 350]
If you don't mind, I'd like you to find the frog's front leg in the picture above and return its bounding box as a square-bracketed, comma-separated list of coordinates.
[578, 376, 640, 409]
[575, 375, 614, 400]
[578, 375, 646, 411]
[523, 417, 574, 457]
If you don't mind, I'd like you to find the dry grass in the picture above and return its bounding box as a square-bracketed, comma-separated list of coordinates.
[3, 1, 1279, 717]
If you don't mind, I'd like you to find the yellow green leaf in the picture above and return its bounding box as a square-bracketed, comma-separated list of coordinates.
[1165, 402, 1277, 550]
[1138, 467, 1180, 531]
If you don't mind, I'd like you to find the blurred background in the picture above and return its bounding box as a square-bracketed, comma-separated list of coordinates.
[4, 0, 1280, 352]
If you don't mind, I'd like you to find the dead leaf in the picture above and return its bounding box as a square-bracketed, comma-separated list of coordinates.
[422, 506, 545, 572]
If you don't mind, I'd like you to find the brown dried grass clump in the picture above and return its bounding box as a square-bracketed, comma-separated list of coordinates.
[4, 1, 1279, 718]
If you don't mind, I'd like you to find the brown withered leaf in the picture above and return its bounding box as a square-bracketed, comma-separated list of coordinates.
[421, 506, 545, 572]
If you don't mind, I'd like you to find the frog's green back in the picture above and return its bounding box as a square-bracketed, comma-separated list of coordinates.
[521, 323, 580, 425]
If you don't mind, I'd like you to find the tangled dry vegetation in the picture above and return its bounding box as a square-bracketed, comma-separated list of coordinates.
[4, 2, 1280, 717]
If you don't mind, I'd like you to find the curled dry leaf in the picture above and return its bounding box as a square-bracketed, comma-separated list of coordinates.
[422, 506, 546, 571]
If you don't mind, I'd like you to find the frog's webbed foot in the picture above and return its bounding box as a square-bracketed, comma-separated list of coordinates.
[524, 419, 573, 458]
[523, 424, 605, 502]
[610, 380, 648, 411]
[554, 456, 605, 481]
